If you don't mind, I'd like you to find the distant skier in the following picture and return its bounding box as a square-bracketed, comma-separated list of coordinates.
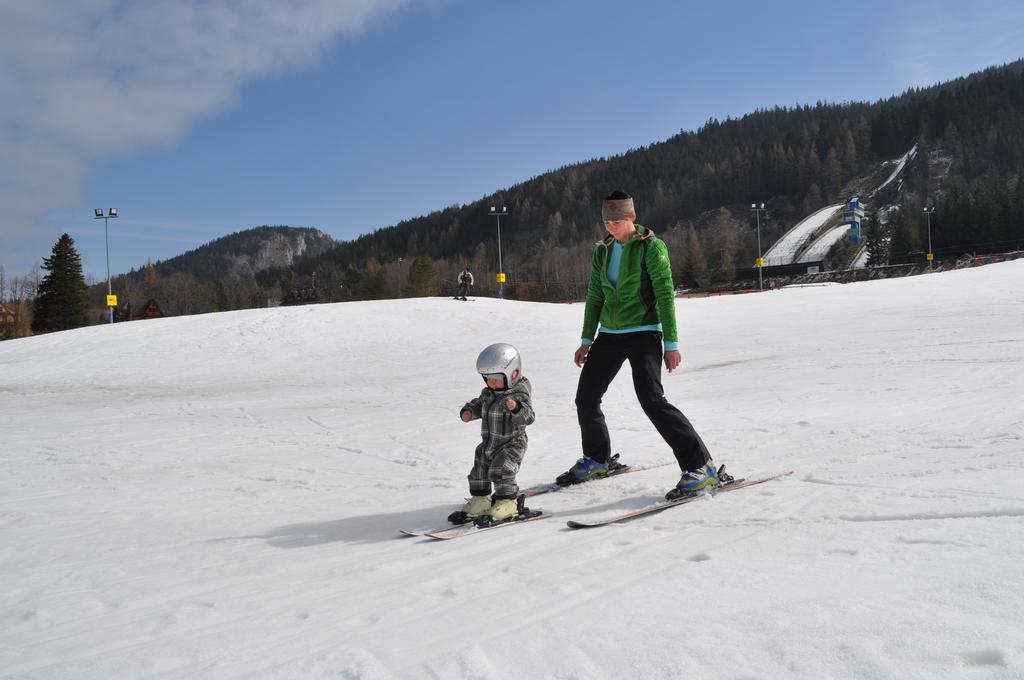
[454, 267, 474, 300]
[452, 343, 535, 525]
[558, 190, 719, 500]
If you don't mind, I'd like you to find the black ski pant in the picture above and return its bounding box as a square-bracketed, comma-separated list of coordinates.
[575, 331, 710, 472]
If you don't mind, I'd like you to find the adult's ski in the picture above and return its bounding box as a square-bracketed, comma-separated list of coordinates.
[565, 470, 793, 529]
[522, 454, 674, 498]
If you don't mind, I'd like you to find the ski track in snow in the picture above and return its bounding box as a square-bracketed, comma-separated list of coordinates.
[2, 262, 1024, 678]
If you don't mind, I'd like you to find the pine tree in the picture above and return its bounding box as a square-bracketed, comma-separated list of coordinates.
[1013, 170, 1024, 244]
[31, 234, 92, 333]
[888, 201, 924, 262]
[821, 147, 843, 199]
[215, 281, 229, 311]
[403, 256, 440, 297]
[801, 183, 825, 216]
[864, 208, 890, 266]
[363, 267, 392, 300]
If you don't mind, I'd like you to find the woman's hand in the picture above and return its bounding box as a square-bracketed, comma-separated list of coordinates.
[664, 349, 681, 373]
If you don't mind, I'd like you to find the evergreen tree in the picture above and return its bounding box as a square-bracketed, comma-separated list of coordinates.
[801, 183, 824, 216]
[821, 147, 843, 199]
[363, 267, 392, 300]
[1013, 171, 1024, 244]
[864, 208, 890, 266]
[31, 234, 92, 333]
[403, 256, 440, 297]
[888, 201, 924, 262]
[215, 281, 229, 311]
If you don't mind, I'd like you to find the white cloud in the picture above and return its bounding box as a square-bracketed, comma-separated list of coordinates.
[0, 0, 406, 275]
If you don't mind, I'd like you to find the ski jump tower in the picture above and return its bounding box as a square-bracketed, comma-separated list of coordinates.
[841, 197, 866, 244]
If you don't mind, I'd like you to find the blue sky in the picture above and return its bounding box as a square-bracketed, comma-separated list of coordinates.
[2, 0, 1022, 282]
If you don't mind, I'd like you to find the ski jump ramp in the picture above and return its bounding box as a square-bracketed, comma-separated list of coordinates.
[762, 203, 844, 266]
[798, 224, 853, 263]
[762, 144, 917, 267]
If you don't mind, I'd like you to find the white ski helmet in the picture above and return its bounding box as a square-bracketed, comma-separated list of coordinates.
[476, 343, 522, 389]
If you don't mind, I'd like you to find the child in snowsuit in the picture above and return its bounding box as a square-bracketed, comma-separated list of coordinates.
[455, 343, 535, 523]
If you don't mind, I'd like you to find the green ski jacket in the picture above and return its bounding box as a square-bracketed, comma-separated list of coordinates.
[581, 225, 678, 344]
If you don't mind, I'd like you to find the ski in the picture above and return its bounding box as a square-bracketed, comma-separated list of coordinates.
[399, 516, 481, 538]
[401, 494, 542, 538]
[400, 526, 449, 537]
[522, 454, 674, 498]
[422, 509, 546, 540]
[565, 470, 793, 529]
[399, 454, 672, 536]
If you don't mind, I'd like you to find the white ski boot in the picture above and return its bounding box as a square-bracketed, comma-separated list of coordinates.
[447, 495, 492, 524]
[486, 497, 519, 522]
[462, 496, 492, 517]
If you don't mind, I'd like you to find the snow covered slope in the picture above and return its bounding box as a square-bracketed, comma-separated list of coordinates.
[3, 261, 1024, 679]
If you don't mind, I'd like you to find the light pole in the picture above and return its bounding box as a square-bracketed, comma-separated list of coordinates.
[922, 206, 935, 266]
[93, 208, 118, 323]
[750, 202, 767, 291]
[490, 206, 508, 299]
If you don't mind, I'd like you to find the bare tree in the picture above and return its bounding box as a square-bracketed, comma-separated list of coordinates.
[683, 226, 710, 289]
[4, 267, 40, 338]
[710, 209, 741, 282]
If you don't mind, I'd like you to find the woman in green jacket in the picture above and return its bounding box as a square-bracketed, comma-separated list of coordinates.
[557, 190, 717, 500]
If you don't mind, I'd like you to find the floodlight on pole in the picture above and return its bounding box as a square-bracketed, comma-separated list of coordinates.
[93, 208, 119, 324]
[922, 206, 935, 265]
[750, 202, 767, 291]
[490, 206, 508, 299]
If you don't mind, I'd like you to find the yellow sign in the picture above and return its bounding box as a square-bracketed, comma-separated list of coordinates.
[755, 257, 765, 267]
[926, 252, 934, 261]
[496, 272, 506, 283]
[106, 294, 118, 307]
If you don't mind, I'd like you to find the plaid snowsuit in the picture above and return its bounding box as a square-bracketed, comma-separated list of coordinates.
[461, 376, 534, 499]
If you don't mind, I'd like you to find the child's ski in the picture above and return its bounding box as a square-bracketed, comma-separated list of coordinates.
[422, 509, 546, 540]
[565, 470, 793, 529]
[402, 494, 539, 538]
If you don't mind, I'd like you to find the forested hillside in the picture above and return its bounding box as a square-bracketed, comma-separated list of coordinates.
[84, 59, 1024, 316]
[89, 226, 335, 317]
[258, 59, 1023, 302]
